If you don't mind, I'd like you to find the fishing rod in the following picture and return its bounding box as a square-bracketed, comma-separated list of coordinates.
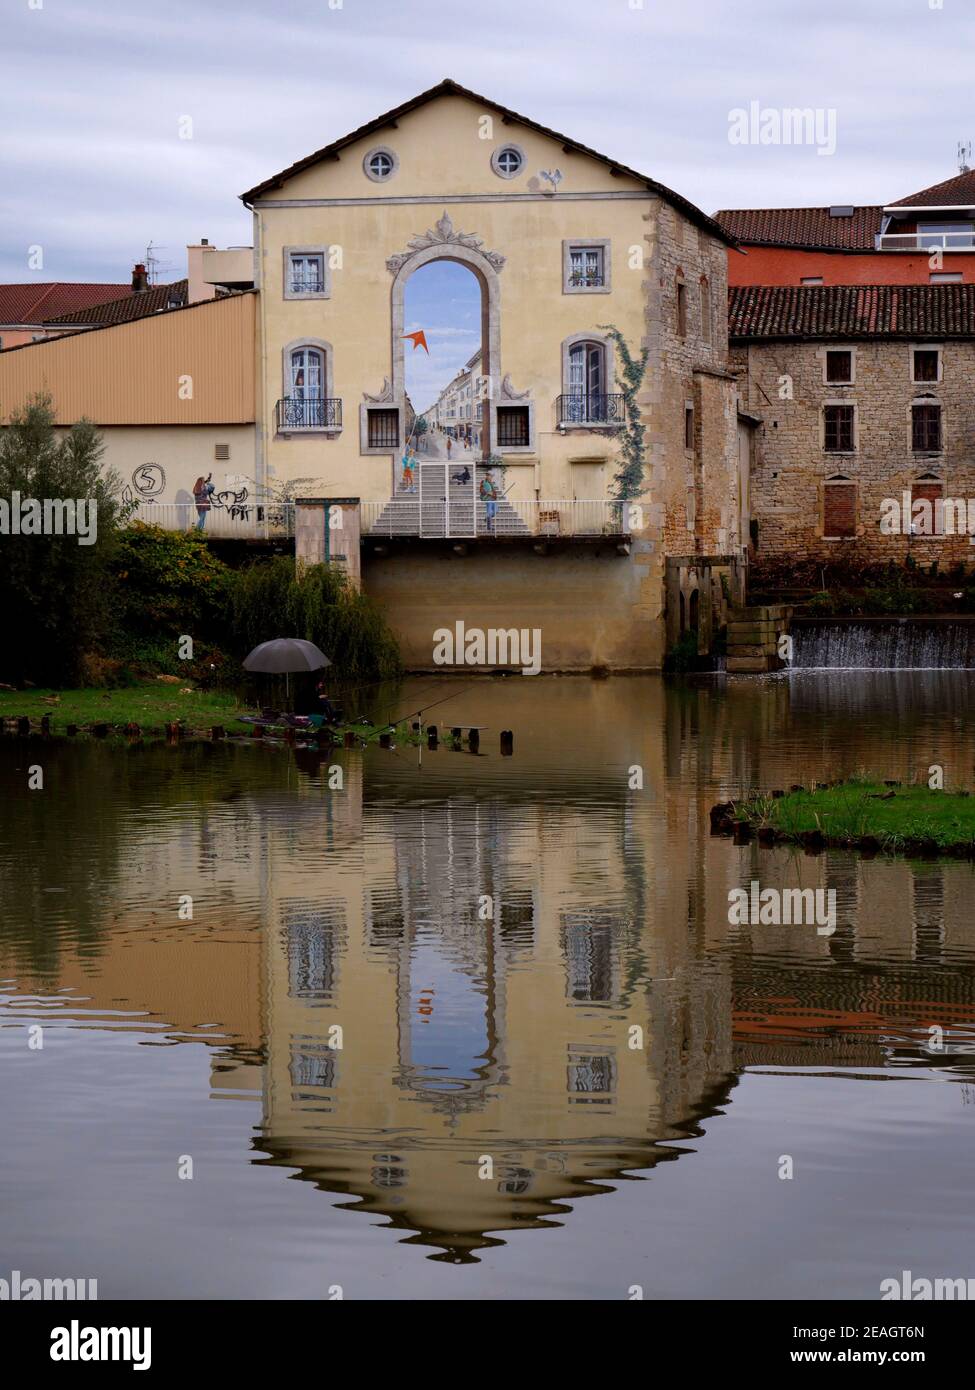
[376, 681, 477, 737]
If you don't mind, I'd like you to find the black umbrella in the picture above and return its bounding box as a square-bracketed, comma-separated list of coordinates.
[243, 638, 331, 674]
[243, 638, 331, 704]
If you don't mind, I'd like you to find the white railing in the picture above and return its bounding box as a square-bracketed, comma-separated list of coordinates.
[877, 231, 975, 251]
[361, 498, 628, 539]
[127, 501, 295, 539]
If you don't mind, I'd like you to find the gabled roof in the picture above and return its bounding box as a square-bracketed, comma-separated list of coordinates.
[715, 206, 883, 251]
[0, 282, 133, 327]
[44, 280, 189, 326]
[889, 168, 975, 208]
[240, 78, 736, 246]
[729, 284, 975, 341]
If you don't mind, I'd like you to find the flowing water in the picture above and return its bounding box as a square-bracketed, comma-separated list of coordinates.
[2, 672, 975, 1300]
[792, 617, 975, 669]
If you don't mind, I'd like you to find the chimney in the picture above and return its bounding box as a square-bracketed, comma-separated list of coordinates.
[132, 262, 149, 293]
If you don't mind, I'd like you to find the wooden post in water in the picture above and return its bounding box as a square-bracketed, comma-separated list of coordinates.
[379, 732, 391, 748]
[40, 714, 52, 735]
[344, 730, 356, 748]
[427, 724, 438, 749]
[252, 723, 264, 738]
[500, 730, 513, 756]
[66, 724, 78, 737]
[211, 725, 225, 740]
[468, 728, 479, 752]
[92, 723, 108, 738]
[17, 717, 30, 737]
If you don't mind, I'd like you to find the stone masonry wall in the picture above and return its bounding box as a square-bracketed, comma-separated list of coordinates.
[738, 338, 975, 569]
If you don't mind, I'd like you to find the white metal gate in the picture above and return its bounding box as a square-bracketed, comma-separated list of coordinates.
[419, 462, 475, 538]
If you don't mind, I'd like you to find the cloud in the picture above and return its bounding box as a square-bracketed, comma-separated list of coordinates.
[3, 0, 973, 280]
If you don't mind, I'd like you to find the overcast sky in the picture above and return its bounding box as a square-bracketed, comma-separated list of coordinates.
[3, 0, 974, 285]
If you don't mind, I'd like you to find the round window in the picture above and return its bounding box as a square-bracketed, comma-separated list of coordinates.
[364, 147, 398, 182]
[492, 145, 525, 179]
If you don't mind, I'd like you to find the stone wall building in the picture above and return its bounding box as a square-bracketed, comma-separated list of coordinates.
[731, 283, 975, 569]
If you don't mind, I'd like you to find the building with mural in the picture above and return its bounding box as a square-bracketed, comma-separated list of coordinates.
[0, 79, 749, 669]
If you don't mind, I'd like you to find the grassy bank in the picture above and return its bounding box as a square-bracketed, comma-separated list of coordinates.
[716, 778, 975, 855]
[0, 683, 244, 732]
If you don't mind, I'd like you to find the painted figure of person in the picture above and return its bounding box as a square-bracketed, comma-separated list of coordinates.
[401, 443, 417, 493]
[480, 470, 499, 534]
[193, 473, 214, 530]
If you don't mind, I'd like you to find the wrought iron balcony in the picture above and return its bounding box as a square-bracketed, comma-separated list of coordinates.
[557, 392, 625, 426]
[276, 397, 342, 431]
[290, 276, 325, 293]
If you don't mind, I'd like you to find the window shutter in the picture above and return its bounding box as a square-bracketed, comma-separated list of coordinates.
[824, 483, 856, 537]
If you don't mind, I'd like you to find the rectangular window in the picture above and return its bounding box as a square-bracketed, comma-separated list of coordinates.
[930, 272, 962, 284]
[700, 281, 712, 343]
[911, 479, 944, 535]
[912, 402, 942, 452]
[497, 405, 530, 448]
[289, 252, 325, 294]
[684, 404, 695, 450]
[366, 408, 399, 449]
[823, 404, 855, 452]
[676, 281, 687, 336]
[568, 246, 605, 287]
[801, 276, 824, 286]
[913, 349, 939, 382]
[824, 483, 856, 538]
[825, 349, 853, 384]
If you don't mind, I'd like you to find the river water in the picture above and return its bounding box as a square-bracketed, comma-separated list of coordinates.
[1, 672, 974, 1300]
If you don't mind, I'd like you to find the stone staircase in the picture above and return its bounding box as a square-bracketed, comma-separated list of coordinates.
[370, 462, 530, 538]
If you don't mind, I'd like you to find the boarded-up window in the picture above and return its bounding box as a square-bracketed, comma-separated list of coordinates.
[911, 478, 944, 535]
[913, 349, 939, 382]
[912, 402, 942, 451]
[700, 279, 712, 343]
[824, 482, 856, 537]
[825, 349, 853, 383]
[824, 404, 855, 452]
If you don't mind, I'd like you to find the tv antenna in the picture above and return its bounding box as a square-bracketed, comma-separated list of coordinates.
[958, 141, 972, 173]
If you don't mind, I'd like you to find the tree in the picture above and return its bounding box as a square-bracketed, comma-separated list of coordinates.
[415, 416, 429, 436]
[0, 394, 125, 685]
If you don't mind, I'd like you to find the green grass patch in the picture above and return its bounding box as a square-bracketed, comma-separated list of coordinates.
[0, 683, 244, 733]
[733, 778, 975, 852]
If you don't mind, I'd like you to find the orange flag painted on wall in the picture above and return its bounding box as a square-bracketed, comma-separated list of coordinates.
[402, 330, 429, 354]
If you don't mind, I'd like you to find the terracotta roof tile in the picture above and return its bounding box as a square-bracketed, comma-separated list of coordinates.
[44, 281, 188, 326]
[0, 283, 132, 327]
[729, 283, 975, 340]
[716, 206, 884, 250]
[889, 169, 975, 208]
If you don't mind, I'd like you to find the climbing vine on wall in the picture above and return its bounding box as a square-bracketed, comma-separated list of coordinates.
[598, 324, 650, 504]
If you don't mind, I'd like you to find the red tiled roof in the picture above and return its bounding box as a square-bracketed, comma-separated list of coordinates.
[44, 281, 188, 326]
[0, 282, 133, 327]
[716, 206, 884, 250]
[729, 284, 975, 340]
[241, 77, 737, 246]
[889, 168, 975, 208]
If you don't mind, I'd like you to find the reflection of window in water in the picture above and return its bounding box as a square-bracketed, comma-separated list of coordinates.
[497, 1166, 533, 1196]
[372, 1164, 408, 1190]
[498, 889, 535, 956]
[567, 1048, 617, 1105]
[912, 867, 945, 965]
[289, 1041, 337, 1091]
[284, 903, 342, 1000]
[561, 911, 621, 1003]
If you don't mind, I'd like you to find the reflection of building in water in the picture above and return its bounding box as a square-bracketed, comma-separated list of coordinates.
[257, 784, 736, 1262]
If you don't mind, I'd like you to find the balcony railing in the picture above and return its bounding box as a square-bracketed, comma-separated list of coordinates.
[362, 498, 629, 540]
[289, 277, 325, 294]
[127, 501, 295, 539]
[276, 397, 343, 431]
[877, 231, 975, 251]
[557, 393, 625, 426]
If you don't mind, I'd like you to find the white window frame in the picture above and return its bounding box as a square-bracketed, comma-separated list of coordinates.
[363, 146, 399, 182]
[910, 343, 942, 385]
[491, 144, 526, 180]
[821, 345, 856, 386]
[283, 245, 330, 300]
[562, 239, 611, 295]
